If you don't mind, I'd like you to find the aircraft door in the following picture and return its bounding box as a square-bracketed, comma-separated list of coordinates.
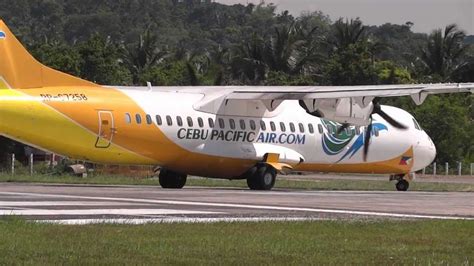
[95, 111, 115, 148]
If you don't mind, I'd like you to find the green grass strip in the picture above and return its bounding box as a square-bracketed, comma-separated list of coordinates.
[0, 174, 472, 192]
[0, 219, 472, 265]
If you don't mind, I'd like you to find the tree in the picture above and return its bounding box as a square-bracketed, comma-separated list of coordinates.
[418, 24, 470, 82]
[324, 42, 379, 85]
[324, 18, 380, 85]
[231, 21, 323, 84]
[124, 28, 169, 85]
[331, 18, 366, 50]
[30, 41, 82, 76]
[77, 34, 132, 85]
[412, 95, 473, 164]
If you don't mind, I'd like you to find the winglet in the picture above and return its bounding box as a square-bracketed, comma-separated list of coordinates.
[0, 20, 98, 89]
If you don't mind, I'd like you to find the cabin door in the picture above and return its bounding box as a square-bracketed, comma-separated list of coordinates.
[95, 111, 115, 148]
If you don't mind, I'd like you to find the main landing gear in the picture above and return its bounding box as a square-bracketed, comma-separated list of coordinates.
[159, 169, 187, 189]
[390, 174, 410, 191]
[246, 164, 277, 191]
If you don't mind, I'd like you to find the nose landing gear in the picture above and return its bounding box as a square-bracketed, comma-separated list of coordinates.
[390, 174, 410, 191]
[395, 179, 409, 191]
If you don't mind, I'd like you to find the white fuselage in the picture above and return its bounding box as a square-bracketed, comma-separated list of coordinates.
[120, 88, 436, 176]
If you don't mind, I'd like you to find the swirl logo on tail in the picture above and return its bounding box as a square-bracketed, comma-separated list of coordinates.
[0, 31, 6, 39]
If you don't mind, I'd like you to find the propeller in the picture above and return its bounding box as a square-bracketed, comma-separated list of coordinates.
[300, 98, 408, 161]
[362, 98, 408, 161]
[336, 123, 350, 135]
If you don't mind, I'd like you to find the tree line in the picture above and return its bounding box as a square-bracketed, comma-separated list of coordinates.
[0, 0, 472, 166]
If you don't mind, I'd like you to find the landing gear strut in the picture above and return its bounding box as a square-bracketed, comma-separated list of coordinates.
[246, 164, 277, 191]
[159, 169, 187, 189]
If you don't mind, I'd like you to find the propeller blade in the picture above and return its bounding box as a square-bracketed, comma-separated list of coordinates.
[336, 123, 349, 135]
[373, 108, 408, 130]
[371, 99, 407, 130]
[363, 122, 373, 162]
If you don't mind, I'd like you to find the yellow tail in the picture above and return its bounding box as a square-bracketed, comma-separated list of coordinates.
[0, 20, 98, 89]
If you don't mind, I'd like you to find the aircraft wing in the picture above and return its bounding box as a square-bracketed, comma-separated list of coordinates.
[225, 83, 473, 101]
[193, 83, 474, 113]
[189, 83, 473, 126]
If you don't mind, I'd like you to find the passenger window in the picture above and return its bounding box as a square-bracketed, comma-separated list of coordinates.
[289, 123, 295, 133]
[318, 124, 323, 134]
[270, 122, 276, 132]
[260, 121, 267, 131]
[240, 120, 246, 130]
[355, 126, 361, 135]
[166, 115, 172, 126]
[229, 119, 235, 130]
[156, 115, 162, 126]
[198, 117, 204, 128]
[187, 117, 193, 127]
[208, 118, 215, 128]
[146, 114, 152, 125]
[299, 123, 305, 133]
[280, 122, 286, 132]
[250, 120, 256, 130]
[308, 124, 314, 134]
[125, 113, 132, 124]
[218, 118, 225, 129]
[176, 116, 183, 127]
[135, 114, 142, 124]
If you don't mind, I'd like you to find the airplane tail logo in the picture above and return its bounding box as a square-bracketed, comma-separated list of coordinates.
[0, 31, 5, 39]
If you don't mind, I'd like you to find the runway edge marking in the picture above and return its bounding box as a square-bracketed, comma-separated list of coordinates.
[0, 191, 473, 221]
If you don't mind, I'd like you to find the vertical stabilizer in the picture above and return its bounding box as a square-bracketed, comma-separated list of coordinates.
[0, 20, 98, 89]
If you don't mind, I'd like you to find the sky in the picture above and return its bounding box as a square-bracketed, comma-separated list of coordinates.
[216, 0, 474, 35]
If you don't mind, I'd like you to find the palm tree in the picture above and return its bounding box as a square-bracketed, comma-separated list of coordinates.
[231, 22, 323, 83]
[332, 18, 366, 50]
[231, 34, 267, 84]
[185, 46, 231, 86]
[124, 28, 169, 85]
[419, 24, 469, 82]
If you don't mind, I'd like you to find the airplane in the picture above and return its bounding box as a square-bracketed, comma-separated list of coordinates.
[0, 20, 472, 191]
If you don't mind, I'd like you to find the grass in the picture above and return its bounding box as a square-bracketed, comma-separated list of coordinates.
[0, 173, 472, 192]
[0, 219, 472, 265]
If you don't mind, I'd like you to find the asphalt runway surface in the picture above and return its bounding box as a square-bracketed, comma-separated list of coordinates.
[0, 183, 473, 224]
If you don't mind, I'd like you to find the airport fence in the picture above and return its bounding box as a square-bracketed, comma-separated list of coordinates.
[1, 153, 473, 177]
[422, 162, 474, 176]
[0, 153, 155, 177]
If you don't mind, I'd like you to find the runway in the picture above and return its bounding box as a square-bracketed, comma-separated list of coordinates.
[0, 183, 473, 224]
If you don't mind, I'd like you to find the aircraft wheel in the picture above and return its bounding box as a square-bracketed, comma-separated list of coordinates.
[246, 175, 259, 190]
[396, 179, 409, 191]
[247, 165, 276, 191]
[159, 169, 187, 189]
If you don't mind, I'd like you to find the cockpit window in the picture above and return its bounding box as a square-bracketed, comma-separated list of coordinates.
[413, 118, 421, 130]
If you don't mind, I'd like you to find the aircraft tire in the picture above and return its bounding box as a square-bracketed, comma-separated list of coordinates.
[247, 165, 276, 191]
[246, 175, 259, 190]
[159, 169, 187, 189]
[395, 179, 409, 191]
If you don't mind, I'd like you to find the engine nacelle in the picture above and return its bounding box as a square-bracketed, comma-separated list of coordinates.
[300, 98, 373, 126]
